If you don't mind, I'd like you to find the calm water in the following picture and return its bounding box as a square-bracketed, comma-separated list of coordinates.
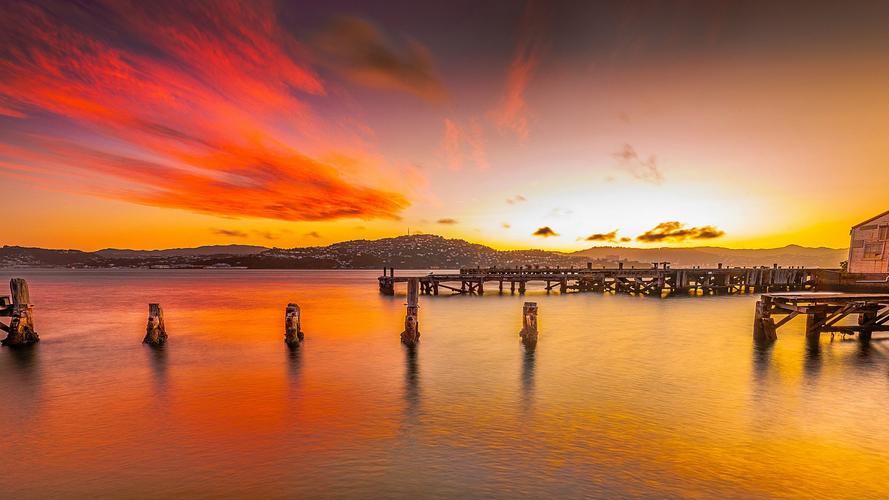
[2, 269, 889, 498]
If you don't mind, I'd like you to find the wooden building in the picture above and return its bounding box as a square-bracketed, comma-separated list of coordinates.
[848, 210, 889, 274]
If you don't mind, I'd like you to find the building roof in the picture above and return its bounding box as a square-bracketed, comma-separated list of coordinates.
[853, 210, 889, 229]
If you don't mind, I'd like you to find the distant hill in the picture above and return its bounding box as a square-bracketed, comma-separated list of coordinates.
[572, 244, 847, 268]
[0, 237, 847, 269]
[94, 245, 268, 258]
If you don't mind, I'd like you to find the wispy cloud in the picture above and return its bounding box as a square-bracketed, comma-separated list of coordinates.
[441, 118, 488, 170]
[547, 207, 573, 217]
[311, 16, 447, 102]
[613, 144, 664, 184]
[636, 222, 725, 243]
[436, 218, 458, 225]
[501, 222, 511, 229]
[212, 228, 248, 238]
[532, 226, 558, 237]
[0, 2, 409, 222]
[489, 1, 544, 141]
[506, 194, 527, 204]
[304, 231, 322, 238]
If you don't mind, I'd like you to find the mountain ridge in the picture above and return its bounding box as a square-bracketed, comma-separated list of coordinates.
[0, 236, 847, 269]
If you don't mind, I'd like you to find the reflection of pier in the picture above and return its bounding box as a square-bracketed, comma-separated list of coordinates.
[379, 265, 818, 297]
[754, 292, 889, 343]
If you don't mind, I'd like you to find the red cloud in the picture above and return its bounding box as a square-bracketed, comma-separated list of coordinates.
[490, 2, 545, 141]
[0, 1, 409, 221]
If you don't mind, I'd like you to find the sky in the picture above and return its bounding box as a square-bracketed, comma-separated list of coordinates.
[1, 0, 888, 251]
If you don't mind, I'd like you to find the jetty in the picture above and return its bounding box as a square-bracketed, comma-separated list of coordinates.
[379, 265, 818, 297]
[754, 292, 889, 342]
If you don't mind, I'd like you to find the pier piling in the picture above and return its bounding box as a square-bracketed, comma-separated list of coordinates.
[520, 302, 539, 345]
[285, 303, 303, 346]
[401, 278, 420, 345]
[0, 278, 39, 346]
[143, 303, 167, 346]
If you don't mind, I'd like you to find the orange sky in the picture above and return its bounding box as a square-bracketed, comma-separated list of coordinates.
[1, 1, 887, 251]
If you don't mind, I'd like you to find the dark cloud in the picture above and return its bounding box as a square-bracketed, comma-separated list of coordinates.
[613, 144, 664, 184]
[212, 228, 248, 238]
[312, 16, 446, 102]
[506, 194, 527, 204]
[253, 230, 279, 240]
[585, 230, 619, 242]
[436, 218, 458, 224]
[636, 222, 725, 243]
[304, 231, 322, 238]
[501, 222, 511, 229]
[532, 226, 559, 237]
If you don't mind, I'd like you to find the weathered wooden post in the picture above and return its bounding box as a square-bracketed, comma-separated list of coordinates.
[520, 302, 538, 345]
[143, 303, 167, 346]
[400, 277, 420, 345]
[753, 298, 777, 342]
[805, 304, 828, 343]
[1, 278, 39, 346]
[858, 306, 879, 343]
[560, 277, 568, 294]
[285, 303, 303, 346]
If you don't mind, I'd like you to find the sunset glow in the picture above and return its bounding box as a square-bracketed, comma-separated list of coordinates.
[2, 1, 888, 250]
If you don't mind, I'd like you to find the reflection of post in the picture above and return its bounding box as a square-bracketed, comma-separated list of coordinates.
[143, 303, 167, 346]
[520, 302, 538, 345]
[401, 278, 420, 345]
[2, 278, 39, 346]
[285, 303, 304, 346]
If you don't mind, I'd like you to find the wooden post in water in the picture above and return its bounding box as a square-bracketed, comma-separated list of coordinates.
[143, 303, 167, 346]
[285, 303, 303, 346]
[858, 306, 878, 343]
[400, 278, 420, 345]
[1, 278, 39, 346]
[520, 302, 538, 345]
[753, 298, 777, 342]
[805, 304, 828, 343]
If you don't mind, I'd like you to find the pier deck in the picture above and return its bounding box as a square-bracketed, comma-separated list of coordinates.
[379, 265, 818, 297]
[754, 292, 889, 342]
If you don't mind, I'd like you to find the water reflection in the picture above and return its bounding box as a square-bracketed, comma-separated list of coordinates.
[751, 341, 773, 385]
[521, 343, 535, 412]
[0, 345, 42, 422]
[287, 344, 303, 378]
[403, 345, 420, 426]
[146, 344, 168, 396]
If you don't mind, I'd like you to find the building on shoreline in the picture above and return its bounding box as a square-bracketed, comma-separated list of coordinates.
[848, 210, 889, 274]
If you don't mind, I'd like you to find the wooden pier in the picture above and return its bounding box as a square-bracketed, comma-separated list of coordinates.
[754, 292, 889, 343]
[379, 265, 818, 297]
